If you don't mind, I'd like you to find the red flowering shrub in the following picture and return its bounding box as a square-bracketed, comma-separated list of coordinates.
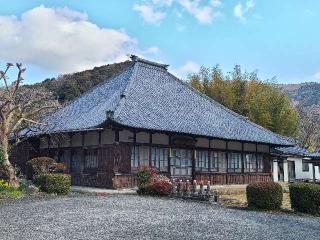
[147, 175, 173, 196]
[135, 166, 157, 195]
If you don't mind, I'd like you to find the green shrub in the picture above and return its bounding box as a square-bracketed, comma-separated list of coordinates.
[35, 173, 71, 195]
[289, 183, 320, 215]
[135, 166, 157, 194]
[246, 182, 283, 210]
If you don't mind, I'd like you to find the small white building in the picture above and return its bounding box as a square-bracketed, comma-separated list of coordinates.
[272, 146, 320, 183]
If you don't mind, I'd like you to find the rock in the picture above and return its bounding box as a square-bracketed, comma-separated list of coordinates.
[25, 185, 39, 195]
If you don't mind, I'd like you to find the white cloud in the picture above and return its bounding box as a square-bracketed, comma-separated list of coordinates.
[174, 60, 200, 77]
[143, 46, 160, 55]
[314, 71, 320, 80]
[178, 0, 214, 24]
[133, 4, 166, 24]
[152, 0, 173, 6]
[234, 0, 254, 22]
[0, 5, 140, 73]
[210, 0, 222, 7]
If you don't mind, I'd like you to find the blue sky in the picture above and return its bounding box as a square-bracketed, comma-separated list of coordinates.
[0, 0, 320, 84]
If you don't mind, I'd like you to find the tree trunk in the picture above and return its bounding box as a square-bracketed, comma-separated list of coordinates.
[0, 133, 19, 188]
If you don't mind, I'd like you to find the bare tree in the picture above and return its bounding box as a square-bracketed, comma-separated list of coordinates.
[296, 104, 320, 150]
[0, 63, 58, 187]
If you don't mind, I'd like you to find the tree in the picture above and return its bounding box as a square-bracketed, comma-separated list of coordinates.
[0, 63, 58, 187]
[188, 64, 298, 137]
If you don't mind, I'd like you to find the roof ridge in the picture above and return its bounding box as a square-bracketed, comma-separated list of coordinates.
[130, 55, 169, 70]
[113, 60, 140, 119]
[166, 71, 293, 144]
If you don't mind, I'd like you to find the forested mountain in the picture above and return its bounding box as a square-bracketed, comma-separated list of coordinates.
[26, 61, 131, 103]
[277, 82, 320, 114]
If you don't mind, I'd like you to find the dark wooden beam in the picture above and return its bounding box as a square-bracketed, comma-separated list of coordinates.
[115, 129, 120, 143]
[149, 132, 152, 167]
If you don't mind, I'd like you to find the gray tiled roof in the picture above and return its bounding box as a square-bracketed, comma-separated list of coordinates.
[34, 56, 293, 146]
[274, 146, 320, 158]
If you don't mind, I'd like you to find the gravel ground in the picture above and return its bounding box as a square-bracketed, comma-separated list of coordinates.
[0, 195, 319, 240]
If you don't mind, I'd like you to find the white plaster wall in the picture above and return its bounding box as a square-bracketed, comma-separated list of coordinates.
[136, 132, 149, 143]
[195, 138, 209, 148]
[119, 130, 134, 143]
[101, 129, 115, 144]
[228, 141, 242, 151]
[289, 157, 319, 180]
[50, 135, 59, 148]
[152, 133, 169, 145]
[273, 160, 279, 182]
[210, 139, 226, 149]
[244, 143, 256, 152]
[84, 131, 99, 146]
[257, 144, 269, 153]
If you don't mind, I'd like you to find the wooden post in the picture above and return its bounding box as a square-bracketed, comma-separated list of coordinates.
[255, 144, 258, 173]
[312, 163, 316, 183]
[47, 135, 51, 156]
[241, 142, 245, 184]
[168, 135, 171, 175]
[226, 141, 229, 184]
[81, 132, 85, 174]
[149, 132, 152, 167]
[208, 138, 211, 171]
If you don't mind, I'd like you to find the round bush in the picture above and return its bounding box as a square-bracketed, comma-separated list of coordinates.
[289, 183, 320, 215]
[35, 173, 71, 195]
[246, 182, 283, 210]
[146, 175, 173, 196]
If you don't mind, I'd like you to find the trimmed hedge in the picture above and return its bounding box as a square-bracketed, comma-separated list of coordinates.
[35, 173, 71, 195]
[289, 183, 320, 215]
[246, 182, 283, 210]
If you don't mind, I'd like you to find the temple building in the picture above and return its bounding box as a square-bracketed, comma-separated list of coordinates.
[11, 56, 294, 188]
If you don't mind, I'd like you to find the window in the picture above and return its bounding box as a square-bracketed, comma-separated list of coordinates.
[195, 151, 221, 172]
[131, 146, 149, 169]
[84, 149, 98, 171]
[244, 153, 256, 172]
[228, 153, 242, 173]
[195, 150, 209, 171]
[209, 152, 220, 172]
[302, 160, 309, 172]
[170, 149, 192, 177]
[152, 147, 168, 171]
[257, 154, 264, 172]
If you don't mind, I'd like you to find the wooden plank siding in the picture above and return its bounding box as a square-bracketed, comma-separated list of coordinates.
[9, 128, 275, 189]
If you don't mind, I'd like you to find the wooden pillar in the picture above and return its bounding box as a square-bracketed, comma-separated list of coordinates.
[98, 130, 102, 146]
[208, 138, 211, 171]
[192, 137, 196, 180]
[115, 129, 119, 143]
[149, 132, 152, 167]
[133, 130, 136, 170]
[255, 144, 258, 173]
[226, 140, 229, 184]
[47, 135, 51, 156]
[312, 163, 316, 183]
[168, 135, 171, 175]
[241, 142, 245, 184]
[68, 133, 73, 173]
[81, 132, 85, 174]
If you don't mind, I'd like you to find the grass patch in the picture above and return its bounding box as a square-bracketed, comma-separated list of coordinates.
[219, 192, 291, 210]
